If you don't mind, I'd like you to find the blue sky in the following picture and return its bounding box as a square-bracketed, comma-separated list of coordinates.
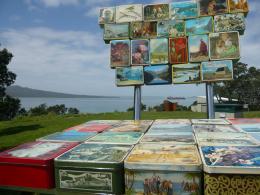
[0, 0, 259, 97]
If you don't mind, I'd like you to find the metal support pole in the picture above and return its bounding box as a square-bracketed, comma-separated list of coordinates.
[134, 86, 142, 120]
[206, 83, 215, 119]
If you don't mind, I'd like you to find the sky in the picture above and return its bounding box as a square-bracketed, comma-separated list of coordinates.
[0, 0, 259, 97]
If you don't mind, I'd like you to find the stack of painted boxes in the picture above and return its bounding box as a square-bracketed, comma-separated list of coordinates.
[192, 118, 260, 194]
[99, 0, 249, 86]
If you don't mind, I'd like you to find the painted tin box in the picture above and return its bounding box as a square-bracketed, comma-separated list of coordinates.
[200, 145, 260, 195]
[201, 60, 233, 81]
[99, 7, 116, 25]
[116, 66, 144, 86]
[157, 20, 169, 37]
[124, 144, 202, 195]
[107, 124, 149, 133]
[84, 120, 122, 126]
[153, 119, 191, 125]
[185, 16, 213, 36]
[170, 1, 198, 20]
[130, 21, 157, 39]
[169, 20, 186, 37]
[110, 40, 130, 68]
[209, 32, 240, 60]
[234, 124, 260, 133]
[37, 131, 96, 142]
[116, 4, 143, 23]
[214, 13, 245, 34]
[143, 4, 169, 21]
[87, 131, 143, 145]
[228, 0, 249, 14]
[120, 120, 153, 127]
[148, 124, 193, 133]
[188, 34, 209, 62]
[169, 37, 188, 64]
[199, 0, 228, 16]
[172, 63, 201, 84]
[192, 119, 230, 125]
[0, 141, 78, 189]
[65, 124, 111, 133]
[55, 143, 133, 194]
[150, 38, 169, 64]
[144, 65, 172, 85]
[131, 39, 150, 66]
[193, 124, 243, 133]
[104, 23, 129, 41]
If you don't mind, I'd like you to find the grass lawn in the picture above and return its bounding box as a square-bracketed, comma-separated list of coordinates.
[0, 111, 259, 151]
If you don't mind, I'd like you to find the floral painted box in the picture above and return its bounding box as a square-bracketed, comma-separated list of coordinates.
[116, 66, 144, 86]
[55, 143, 133, 194]
[110, 40, 130, 68]
[124, 144, 202, 195]
[200, 146, 260, 195]
[116, 4, 143, 23]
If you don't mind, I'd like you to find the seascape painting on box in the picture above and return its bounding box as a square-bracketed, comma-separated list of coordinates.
[169, 20, 185, 37]
[130, 22, 157, 39]
[110, 40, 130, 68]
[125, 171, 201, 195]
[169, 38, 188, 64]
[104, 23, 129, 40]
[201, 60, 233, 81]
[99, 7, 115, 24]
[188, 35, 209, 62]
[209, 32, 240, 60]
[185, 16, 213, 36]
[172, 64, 201, 84]
[201, 146, 260, 167]
[116, 67, 144, 86]
[157, 21, 169, 37]
[170, 1, 198, 20]
[150, 38, 168, 64]
[228, 0, 249, 13]
[199, 0, 228, 16]
[131, 40, 150, 66]
[144, 4, 169, 21]
[116, 4, 143, 23]
[144, 65, 172, 85]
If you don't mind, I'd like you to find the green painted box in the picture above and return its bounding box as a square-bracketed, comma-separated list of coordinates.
[55, 143, 133, 195]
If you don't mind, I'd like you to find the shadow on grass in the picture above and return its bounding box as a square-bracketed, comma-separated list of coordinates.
[0, 124, 42, 136]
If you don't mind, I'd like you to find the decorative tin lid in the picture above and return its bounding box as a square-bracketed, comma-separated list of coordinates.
[37, 131, 96, 142]
[197, 137, 258, 146]
[200, 146, 260, 174]
[0, 141, 78, 165]
[191, 119, 230, 125]
[145, 131, 193, 136]
[119, 120, 153, 126]
[55, 143, 132, 163]
[148, 124, 193, 132]
[193, 125, 243, 133]
[195, 132, 250, 141]
[125, 144, 201, 171]
[234, 124, 260, 133]
[227, 118, 260, 125]
[153, 119, 191, 125]
[66, 124, 111, 132]
[140, 134, 196, 145]
[87, 132, 143, 145]
[84, 120, 122, 126]
[107, 124, 149, 133]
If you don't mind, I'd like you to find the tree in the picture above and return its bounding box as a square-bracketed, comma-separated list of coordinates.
[214, 62, 260, 110]
[68, 107, 79, 114]
[127, 103, 147, 112]
[29, 104, 48, 116]
[0, 47, 20, 120]
[47, 104, 67, 115]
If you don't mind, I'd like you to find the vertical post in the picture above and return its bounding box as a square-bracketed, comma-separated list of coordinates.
[206, 83, 215, 119]
[134, 86, 142, 120]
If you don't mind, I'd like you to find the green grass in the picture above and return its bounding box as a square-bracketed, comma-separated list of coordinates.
[0, 111, 259, 151]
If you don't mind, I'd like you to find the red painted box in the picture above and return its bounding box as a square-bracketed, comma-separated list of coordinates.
[0, 141, 78, 189]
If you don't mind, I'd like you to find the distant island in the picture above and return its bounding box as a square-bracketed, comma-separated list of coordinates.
[6, 85, 119, 98]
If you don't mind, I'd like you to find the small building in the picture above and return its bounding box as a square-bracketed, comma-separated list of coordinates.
[164, 100, 177, 111]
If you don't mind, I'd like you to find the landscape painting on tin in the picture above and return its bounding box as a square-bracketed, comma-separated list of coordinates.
[172, 64, 201, 84]
[141, 135, 195, 144]
[116, 4, 142, 23]
[130, 22, 157, 39]
[199, 138, 257, 146]
[235, 124, 260, 133]
[144, 65, 172, 85]
[210, 32, 240, 60]
[199, 0, 228, 16]
[110, 40, 130, 68]
[99, 7, 115, 24]
[193, 125, 242, 133]
[144, 4, 169, 21]
[125, 171, 201, 195]
[104, 24, 129, 40]
[229, 0, 249, 13]
[185, 16, 213, 36]
[214, 13, 245, 33]
[131, 40, 150, 66]
[201, 146, 260, 167]
[56, 143, 131, 162]
[157, 21, 169, 37]
[150, 39, 168, 64]
[169, 20, 185, 37]
[201, 60, 233, 81]
[169, 38, 188, 64]
[188, 35, 209, 62]
[60, 170, 112, 192]
[170, 1, 198, 20]
[116, 67, 144, 86]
